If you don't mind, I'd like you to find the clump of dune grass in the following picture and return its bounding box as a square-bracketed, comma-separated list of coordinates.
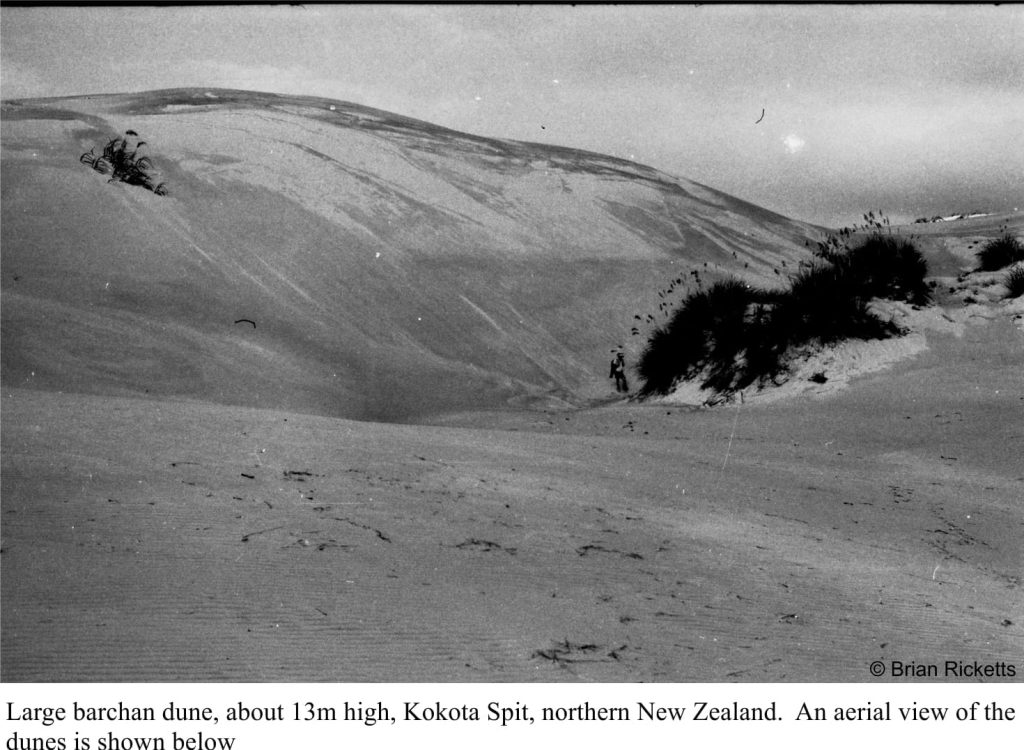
[976, 234, 1024, 272]
[1004, 265, 1024, 299]
[636, 279, 760, 395]
[80, 130, 167, 195]
[840, 234, 931, 305]
[637, 228, 928, 398]
[778, 262, 902, 344]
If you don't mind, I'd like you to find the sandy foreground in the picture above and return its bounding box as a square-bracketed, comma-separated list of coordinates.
[2, 307, 1020, 681]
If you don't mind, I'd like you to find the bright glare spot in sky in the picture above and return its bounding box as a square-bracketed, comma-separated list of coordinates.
[783, 134, 806, 154]
[552, 79, 559, 85]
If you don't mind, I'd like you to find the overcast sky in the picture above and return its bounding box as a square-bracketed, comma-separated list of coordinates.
[3, 4, 1022, 227]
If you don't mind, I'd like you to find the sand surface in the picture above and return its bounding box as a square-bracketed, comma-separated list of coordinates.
[3, 299, 1021, 680]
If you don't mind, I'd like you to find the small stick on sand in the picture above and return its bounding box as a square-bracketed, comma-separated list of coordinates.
[241, 525, 285, 542]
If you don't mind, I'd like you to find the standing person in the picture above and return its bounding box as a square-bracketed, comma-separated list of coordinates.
[610, 352, 629, 393]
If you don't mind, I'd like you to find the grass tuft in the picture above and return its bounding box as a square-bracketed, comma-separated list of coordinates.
[638, 227, 928, 398]
[81, 132, 167, 195]
[976, 234, 1024, 272]
[1004, 265, 1024, 299]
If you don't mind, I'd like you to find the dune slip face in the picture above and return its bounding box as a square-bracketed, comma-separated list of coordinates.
[1, 89, 818, 421]
[2, 89, 1022, 682]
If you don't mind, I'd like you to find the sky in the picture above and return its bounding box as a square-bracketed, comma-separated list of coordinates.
[2, 4, 1022, 228]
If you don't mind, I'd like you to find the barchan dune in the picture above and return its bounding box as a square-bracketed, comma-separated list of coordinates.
[2, 89, 1021, 681]
[0, 89, 818, 420]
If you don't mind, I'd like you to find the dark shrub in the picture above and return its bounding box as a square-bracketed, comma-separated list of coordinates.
[81, 131, 167, 195]
[637, 280, 758, 396]
[841, 234, 930, 305]
[637, 327, 685, 397]
[783, 263, 857, 342]
[637, 229, 924, 397]
[1005, 265, 1024, 299]
[698, 280, 760, 391]
[976, 234, 1024, 272]
[732, 300, 790, 390]
[782, 260, 900, 344]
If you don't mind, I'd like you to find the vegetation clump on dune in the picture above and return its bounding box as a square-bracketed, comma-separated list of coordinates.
[1004, 265, 1024, 299]
[975, 233, 1024, 272]
[80, 130, 167, 195]
[637, 225, 930, 398]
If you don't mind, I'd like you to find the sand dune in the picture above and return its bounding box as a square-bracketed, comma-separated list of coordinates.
[2, 90, 1021, 681]
[1, 89, 816, 420]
